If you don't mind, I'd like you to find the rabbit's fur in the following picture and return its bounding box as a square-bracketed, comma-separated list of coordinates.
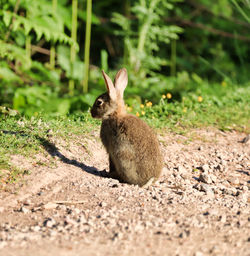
[91, 68, 163, 187]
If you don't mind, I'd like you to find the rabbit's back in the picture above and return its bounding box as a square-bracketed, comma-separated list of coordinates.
[101, 114, 163, 186]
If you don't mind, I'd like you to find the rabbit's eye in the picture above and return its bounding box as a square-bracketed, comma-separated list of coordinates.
[96, 99, 103, 106]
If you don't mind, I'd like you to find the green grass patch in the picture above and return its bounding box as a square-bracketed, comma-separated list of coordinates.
[135, 83, 250, 133]
[0, 156, 30, 190]
[0, 112, 99, 186]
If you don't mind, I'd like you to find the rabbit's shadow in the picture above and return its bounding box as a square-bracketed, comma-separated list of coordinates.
[2, 129, 108, 177]
[36, 136, 109, 178]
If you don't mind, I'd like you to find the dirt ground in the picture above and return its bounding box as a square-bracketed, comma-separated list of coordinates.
[0, 128, 249, 256]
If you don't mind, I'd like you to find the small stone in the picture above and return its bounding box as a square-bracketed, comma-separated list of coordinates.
[177, 166, 187, 174]
[32, 226, 41, 232]
[99, 202, 107, 207]
[216, 164, 224, 172]
[162, 167, 169, 176]
[220, 160, 227, 166]
[219, 215, 227, 223]
[43, 218, 56, 228]
[37, 191, 44, 196]
[240, 135, 250, 144]
[237, 192, 248, 203]
[43, 202, 58, 210]
[199, 173, 212, 184]
[111, 232, 123, 241]
[227, 177, 240, 185]
[194, 251, 203, 256]
[223, 187, 238, 196]
[242, 185, 248, 191]
[50, 230, 57, 236]
[0, 207, 4, 213]
[193, 183, 202, 191]
[179, 230, 190, 238]
[200, 184, 214, 197]
[20, 206, 30, 214]
[74, 208, 81, 214]
[117, 196, 124, 202]
[23, 199, 31, 206]
[210, 174, 217, 183]
[201, 164, 209, 172]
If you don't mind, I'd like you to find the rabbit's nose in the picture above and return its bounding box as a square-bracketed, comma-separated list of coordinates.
[90, 107, 97, 118]
[90, 108, 95, 117]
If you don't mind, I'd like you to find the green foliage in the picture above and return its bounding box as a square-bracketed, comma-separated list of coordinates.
[129, 82, 250, 132]
[172, 0, 250, 83]
[2, 11, 77, 48]
[112, 0, 183, 78]
[0, 0, 249, 117]
[0, 39, 31, 67]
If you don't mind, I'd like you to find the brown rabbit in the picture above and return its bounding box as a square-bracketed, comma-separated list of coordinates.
[91, 68, 163, 187]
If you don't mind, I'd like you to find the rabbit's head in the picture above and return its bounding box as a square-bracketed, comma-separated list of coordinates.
[91, 68, 128, 119]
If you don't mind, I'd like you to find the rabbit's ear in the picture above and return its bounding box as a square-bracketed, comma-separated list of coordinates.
[114, 68, 128, 98]
[102, 70, 117, 101]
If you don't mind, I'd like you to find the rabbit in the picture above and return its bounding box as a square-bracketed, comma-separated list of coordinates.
[91, 68, 163, 187]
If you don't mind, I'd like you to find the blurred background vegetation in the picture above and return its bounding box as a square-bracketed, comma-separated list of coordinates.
[0, 0, 249, 117]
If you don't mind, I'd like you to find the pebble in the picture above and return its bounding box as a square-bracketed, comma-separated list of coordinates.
[162, 167, 169, 176]
[32, 226, 41, 232]
[23, 199, 31, 206]
[43, 218, 56, 228]
[227, 177, 240, 185]
[223, 187, 238, 196]
[20, 206, 30, 214]
[177, 166, 187, 174]
[237, 192, 248, 203]
[99, 201, 107, 207]
[219, 215, 227, 223]
[241, 185, 248, 191]
[199, 172, 212, 184]
[201, 164, 210, 172]
[210, 174, 217, 183]
[194, 251, 203, 256]
[74, 208, 81, 215]
[200, 184, 214, 197]
[43, 202, 58, 210]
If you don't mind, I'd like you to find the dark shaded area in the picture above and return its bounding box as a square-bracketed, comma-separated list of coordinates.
[36, 136, 109, 178]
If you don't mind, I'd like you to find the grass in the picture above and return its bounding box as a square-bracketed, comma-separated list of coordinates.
[0, 82, 249, 186]
[0, 113, 99, 188]
[0, 155, 30, 191]
[134, 83, 250, 133]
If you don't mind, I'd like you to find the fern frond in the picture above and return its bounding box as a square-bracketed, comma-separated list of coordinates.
[3, 11, 79, 51]
[0, 39, 31, 68]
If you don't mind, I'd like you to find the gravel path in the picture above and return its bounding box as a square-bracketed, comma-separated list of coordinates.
[0, 128, 249, 256]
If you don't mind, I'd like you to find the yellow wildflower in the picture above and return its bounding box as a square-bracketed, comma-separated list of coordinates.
[126, 105, 132, 112]
[140, 104, 145, 109]
[127, 106, 132, 112]
[146, 101, 152, 107]
[162, 95, 166, 99]
[221, 81, 227, 87]
[141, 111, 145, 115]
[183, 107, 187, 113]
[166, 93, 172, 99]
[136, 112, 140, 117]
[198, 96, 203, 102]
